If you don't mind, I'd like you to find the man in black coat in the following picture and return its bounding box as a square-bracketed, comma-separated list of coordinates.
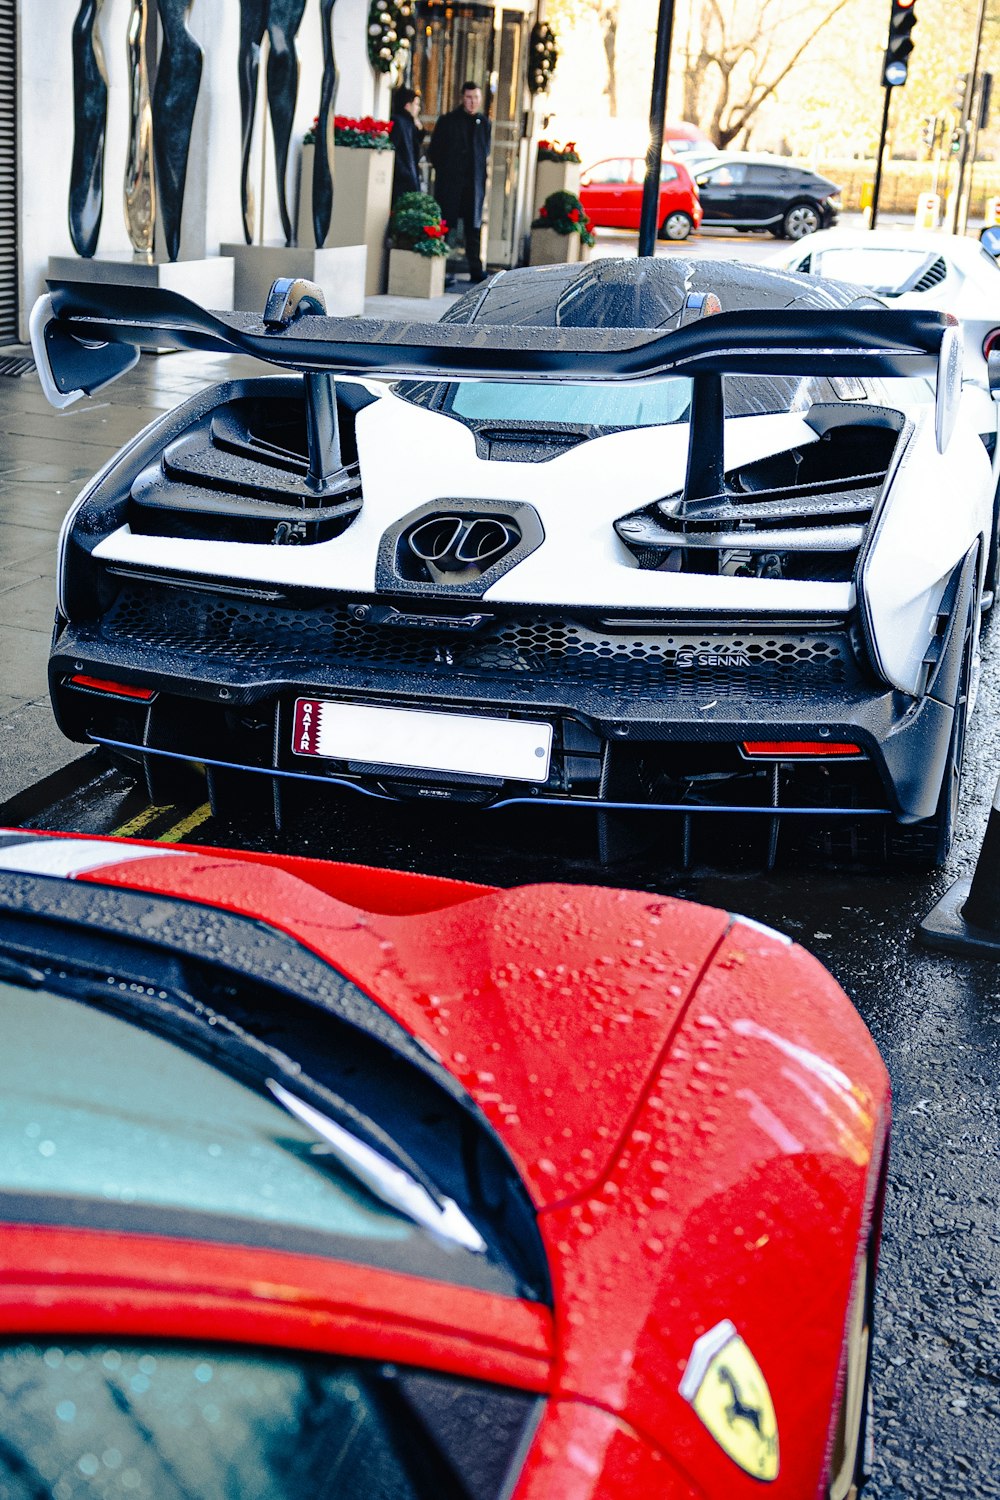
[428, 81, 491, 282]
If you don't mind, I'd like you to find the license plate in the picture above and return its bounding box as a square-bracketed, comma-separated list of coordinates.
[292, 699, 553, 782]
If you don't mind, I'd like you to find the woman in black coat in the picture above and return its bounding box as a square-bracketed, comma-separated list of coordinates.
[390, 87, 423, 201]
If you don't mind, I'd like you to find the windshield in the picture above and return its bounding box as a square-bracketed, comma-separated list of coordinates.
[446, 376, 692, 428]
[0, 979, 482, 1279]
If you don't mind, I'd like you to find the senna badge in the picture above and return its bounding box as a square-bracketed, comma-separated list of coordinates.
[679, 1319, 779, 1481]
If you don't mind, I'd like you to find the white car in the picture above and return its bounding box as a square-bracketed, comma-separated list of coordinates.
[31, 257, 997, 867]
[773, 225, 1000, 608]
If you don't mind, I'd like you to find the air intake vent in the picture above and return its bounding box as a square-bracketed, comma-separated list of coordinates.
[912, 257, 947, 291]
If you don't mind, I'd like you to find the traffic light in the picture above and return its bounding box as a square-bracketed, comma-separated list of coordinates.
[980, 72, 994, 130]
[921, 115, 935, 150]
[954, 72, 970, 116]
[882, 0, 917, 88]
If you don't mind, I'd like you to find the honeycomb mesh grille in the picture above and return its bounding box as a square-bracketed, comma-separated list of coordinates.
[101, 584, 853, 691]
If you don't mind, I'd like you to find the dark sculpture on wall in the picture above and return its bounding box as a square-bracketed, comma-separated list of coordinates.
[312, 0, 339, 249]
[124, 0, 156, 257]
[238, 0, 308, 247]
[152, 0, 204, 262]
[69, 0, 108, 258]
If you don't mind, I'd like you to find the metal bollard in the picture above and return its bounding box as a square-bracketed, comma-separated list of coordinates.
[919, 772, 1000, 954]
[915, 192, 940, 230]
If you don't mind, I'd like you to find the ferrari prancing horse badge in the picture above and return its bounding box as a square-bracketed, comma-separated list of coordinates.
[680, 1319, 780, 1481]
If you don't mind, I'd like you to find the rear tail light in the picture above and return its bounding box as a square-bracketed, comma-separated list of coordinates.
[983, 328, 1000, 360]
[68, 674, 156, 701]
[742, 740, 863, 758]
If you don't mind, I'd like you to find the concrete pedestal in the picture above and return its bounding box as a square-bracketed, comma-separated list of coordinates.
[220, 243, 367, 317]
[47, 254, 235, 308]
[297, 143, 393, 296]
[387, 249, 446, 298]
[528, 229, 591, 266]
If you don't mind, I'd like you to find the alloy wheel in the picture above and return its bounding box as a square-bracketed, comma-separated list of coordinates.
[783, 203, 821, 239]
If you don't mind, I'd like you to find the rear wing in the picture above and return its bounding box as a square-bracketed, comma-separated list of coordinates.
[31, 276, 964, 494]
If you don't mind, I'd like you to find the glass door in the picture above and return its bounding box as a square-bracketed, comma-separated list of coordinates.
[409, 4, 495, 136]
[485, 9, 527, 267]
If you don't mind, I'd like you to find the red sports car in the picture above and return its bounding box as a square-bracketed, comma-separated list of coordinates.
[0, 831, 888, 1498]
[579, 156, 703, 240]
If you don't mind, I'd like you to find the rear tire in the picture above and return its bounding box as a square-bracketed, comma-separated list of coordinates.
[981, 480, 1000, 619]
[658, 210, 693, 241]
[781, 201, 822, 239]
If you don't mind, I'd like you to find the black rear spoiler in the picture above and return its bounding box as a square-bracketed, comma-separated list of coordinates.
[31, 277, 964, 490]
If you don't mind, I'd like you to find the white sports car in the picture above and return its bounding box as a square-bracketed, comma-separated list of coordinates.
[31, 258, 997, 866]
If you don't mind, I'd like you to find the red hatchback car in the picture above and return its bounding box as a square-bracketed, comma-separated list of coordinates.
[579, 155, 703, 240]
[0, 831, 888, 1498]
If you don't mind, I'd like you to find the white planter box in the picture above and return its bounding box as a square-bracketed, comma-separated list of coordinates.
[528, 228, 591, 266]
[297, 141, 394, 296]
[387, 248, 446, 298]
[533, 158, 581, 217]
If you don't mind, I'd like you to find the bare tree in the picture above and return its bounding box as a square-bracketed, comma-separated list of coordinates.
[686, 0, 856, 147]
[598, 0, 620, 115]
[549, 0, 623, 114]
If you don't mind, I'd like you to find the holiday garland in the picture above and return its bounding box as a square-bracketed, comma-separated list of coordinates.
[367, 0, 416, 74]
[528, 22, 558, 94]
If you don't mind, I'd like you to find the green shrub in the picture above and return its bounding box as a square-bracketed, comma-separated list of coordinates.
[532, 190, 595, 245]
[389, 192, 450, 257]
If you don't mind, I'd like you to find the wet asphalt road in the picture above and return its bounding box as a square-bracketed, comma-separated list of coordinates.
[1, 226, 998, 1496]
[13, 679, 1000, 1498]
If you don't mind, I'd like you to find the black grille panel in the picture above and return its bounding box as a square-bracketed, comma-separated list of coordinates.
[100, 583, 854, 693]
[912, 257, 947, 292]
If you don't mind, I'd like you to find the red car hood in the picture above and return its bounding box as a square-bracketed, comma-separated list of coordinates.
[10, 837, 734, 1211]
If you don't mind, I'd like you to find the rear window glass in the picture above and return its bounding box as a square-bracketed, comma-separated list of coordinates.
[811, 247, 943, 291]
[447, 377, 693, 428]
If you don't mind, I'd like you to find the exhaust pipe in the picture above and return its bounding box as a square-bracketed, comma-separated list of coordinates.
[407, 515, 517, 582]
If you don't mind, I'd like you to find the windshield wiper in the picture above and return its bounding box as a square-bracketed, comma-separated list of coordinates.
[267, 1080, 486, 1254]
[0, 946, 490, 1256]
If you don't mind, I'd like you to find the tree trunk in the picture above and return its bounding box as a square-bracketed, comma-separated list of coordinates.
[600, 7, 618, 116]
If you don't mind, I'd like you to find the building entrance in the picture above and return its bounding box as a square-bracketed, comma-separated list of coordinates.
[407, 2, 528, 268]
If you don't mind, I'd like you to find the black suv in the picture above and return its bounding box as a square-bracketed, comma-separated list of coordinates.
[694, 154, 841, 239]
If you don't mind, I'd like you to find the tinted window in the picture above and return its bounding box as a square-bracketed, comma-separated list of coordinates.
[0, 1341, 538, 1500]
[699, 163, 747, 187]
[582, 158, 630, 185]
[746, 165, 787, 184]
[629, 159, 678, 183]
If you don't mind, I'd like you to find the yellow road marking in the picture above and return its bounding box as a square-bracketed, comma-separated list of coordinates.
[157, 802, 213, 844]
[111, 804, 174, 838]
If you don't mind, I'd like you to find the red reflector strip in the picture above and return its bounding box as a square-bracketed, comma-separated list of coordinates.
[743, 740, 863, 758]
[69, 675, 156, 701]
